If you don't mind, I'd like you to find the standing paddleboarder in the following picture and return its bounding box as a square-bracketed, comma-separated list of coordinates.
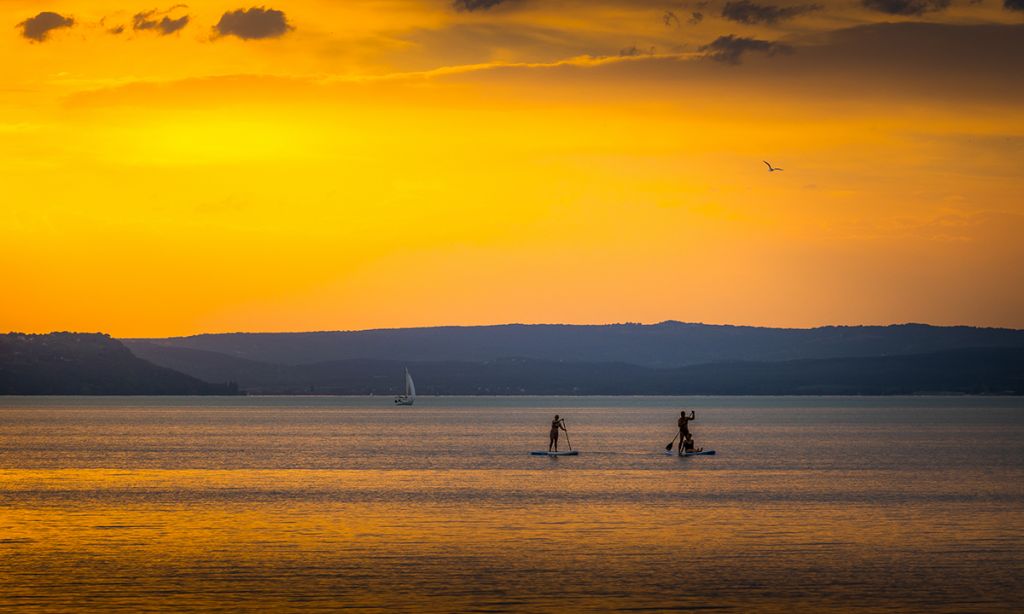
[549, 415, 568, 452]
[677, 410, 695, 454]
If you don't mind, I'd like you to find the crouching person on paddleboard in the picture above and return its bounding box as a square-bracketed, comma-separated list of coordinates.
[549, 415, 567, 452]
[682, 434, 703, 454]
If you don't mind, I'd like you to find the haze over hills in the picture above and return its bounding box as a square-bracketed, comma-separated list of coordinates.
[126, 322, 1024, 367]
[123, 342, 1024, 395]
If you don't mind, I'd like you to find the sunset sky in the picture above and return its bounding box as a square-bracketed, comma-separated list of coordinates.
[3, 0, 1023, 336]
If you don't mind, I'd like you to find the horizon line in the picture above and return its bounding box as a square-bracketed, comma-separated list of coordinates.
[4, 320, 1017, 340]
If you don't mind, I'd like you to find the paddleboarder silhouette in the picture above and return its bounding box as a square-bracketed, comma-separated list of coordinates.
[549, 415, 567, 452]
[677, 410, 695, 453]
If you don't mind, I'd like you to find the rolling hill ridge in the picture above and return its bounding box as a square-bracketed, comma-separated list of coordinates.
[126, 321, 1024, 367]
[122, 322, 1024, 395]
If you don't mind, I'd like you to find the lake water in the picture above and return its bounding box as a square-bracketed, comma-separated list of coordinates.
[1, 396, 1022, 612]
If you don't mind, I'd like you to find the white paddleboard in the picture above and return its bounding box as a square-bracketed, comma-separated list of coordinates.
[665, 450, 716, 456]
[530, 450, 579, 456]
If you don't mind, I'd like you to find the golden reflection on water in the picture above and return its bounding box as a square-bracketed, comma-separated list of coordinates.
[2, 398, 1024, 611]
[2, 468, 1023, 612]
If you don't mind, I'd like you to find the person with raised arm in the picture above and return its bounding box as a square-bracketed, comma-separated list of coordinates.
[677, 410, 695, 454]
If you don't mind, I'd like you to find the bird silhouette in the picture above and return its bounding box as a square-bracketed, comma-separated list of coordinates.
[763, 160, 783, 172]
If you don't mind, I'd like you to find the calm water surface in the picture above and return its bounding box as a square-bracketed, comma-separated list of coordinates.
[1, 396, 1022, 612]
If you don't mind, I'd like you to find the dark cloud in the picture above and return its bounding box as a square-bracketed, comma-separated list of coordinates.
[1006, 0, 1024, 10]
[214, 7, 291, 40]
[663, 10, 681, 26]
[861, 0, 950, 15]
[689, 12, 705, 25]
[18, 12, 74, 42]
[160, 16, 189, 34]
[453, 0, 507, 11]
[134, 9, 190, 35]
[699, 34, 792, 64]
[721, 1, 822, 24]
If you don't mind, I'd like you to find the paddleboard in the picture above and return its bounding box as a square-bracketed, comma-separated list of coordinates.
[530, 450, 579, 456]
[665, 449, 716, 456]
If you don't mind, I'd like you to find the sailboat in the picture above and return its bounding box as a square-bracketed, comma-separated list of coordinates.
[394, 368, 416, 405]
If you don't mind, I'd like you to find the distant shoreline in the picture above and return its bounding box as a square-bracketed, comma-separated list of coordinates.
[3, 393, 1022, 398]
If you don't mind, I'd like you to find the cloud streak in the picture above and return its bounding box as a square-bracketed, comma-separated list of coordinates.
[18, 12, 74, 42]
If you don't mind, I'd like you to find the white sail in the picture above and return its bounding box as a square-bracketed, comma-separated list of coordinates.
[405, 369, 416, 399]
[395, 368, 416, 405]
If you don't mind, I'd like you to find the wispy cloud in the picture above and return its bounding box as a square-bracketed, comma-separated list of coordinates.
[133, 7, 190, 36]
[861, 0, 950, 15]
[453, 0, 508, 11]
[721, 1, 822, 24]
[619, 44, 654, 57]
[699, 35, 792, 64]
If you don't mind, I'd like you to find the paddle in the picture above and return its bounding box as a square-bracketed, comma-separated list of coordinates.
[665, 431, 679, 452]
[562, 419, 572, 452]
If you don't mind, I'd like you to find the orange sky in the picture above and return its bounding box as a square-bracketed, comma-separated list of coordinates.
[2, 1, 1023, 336]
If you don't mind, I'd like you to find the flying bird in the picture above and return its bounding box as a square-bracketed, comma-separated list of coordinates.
[763, 160, 783, 172]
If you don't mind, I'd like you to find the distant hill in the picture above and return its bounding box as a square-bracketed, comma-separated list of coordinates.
[126, 322, 1024, 368]
[0, 333, 240, 395]
[11, 325, 1014, 396]
[125, 342, 1024, 395]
